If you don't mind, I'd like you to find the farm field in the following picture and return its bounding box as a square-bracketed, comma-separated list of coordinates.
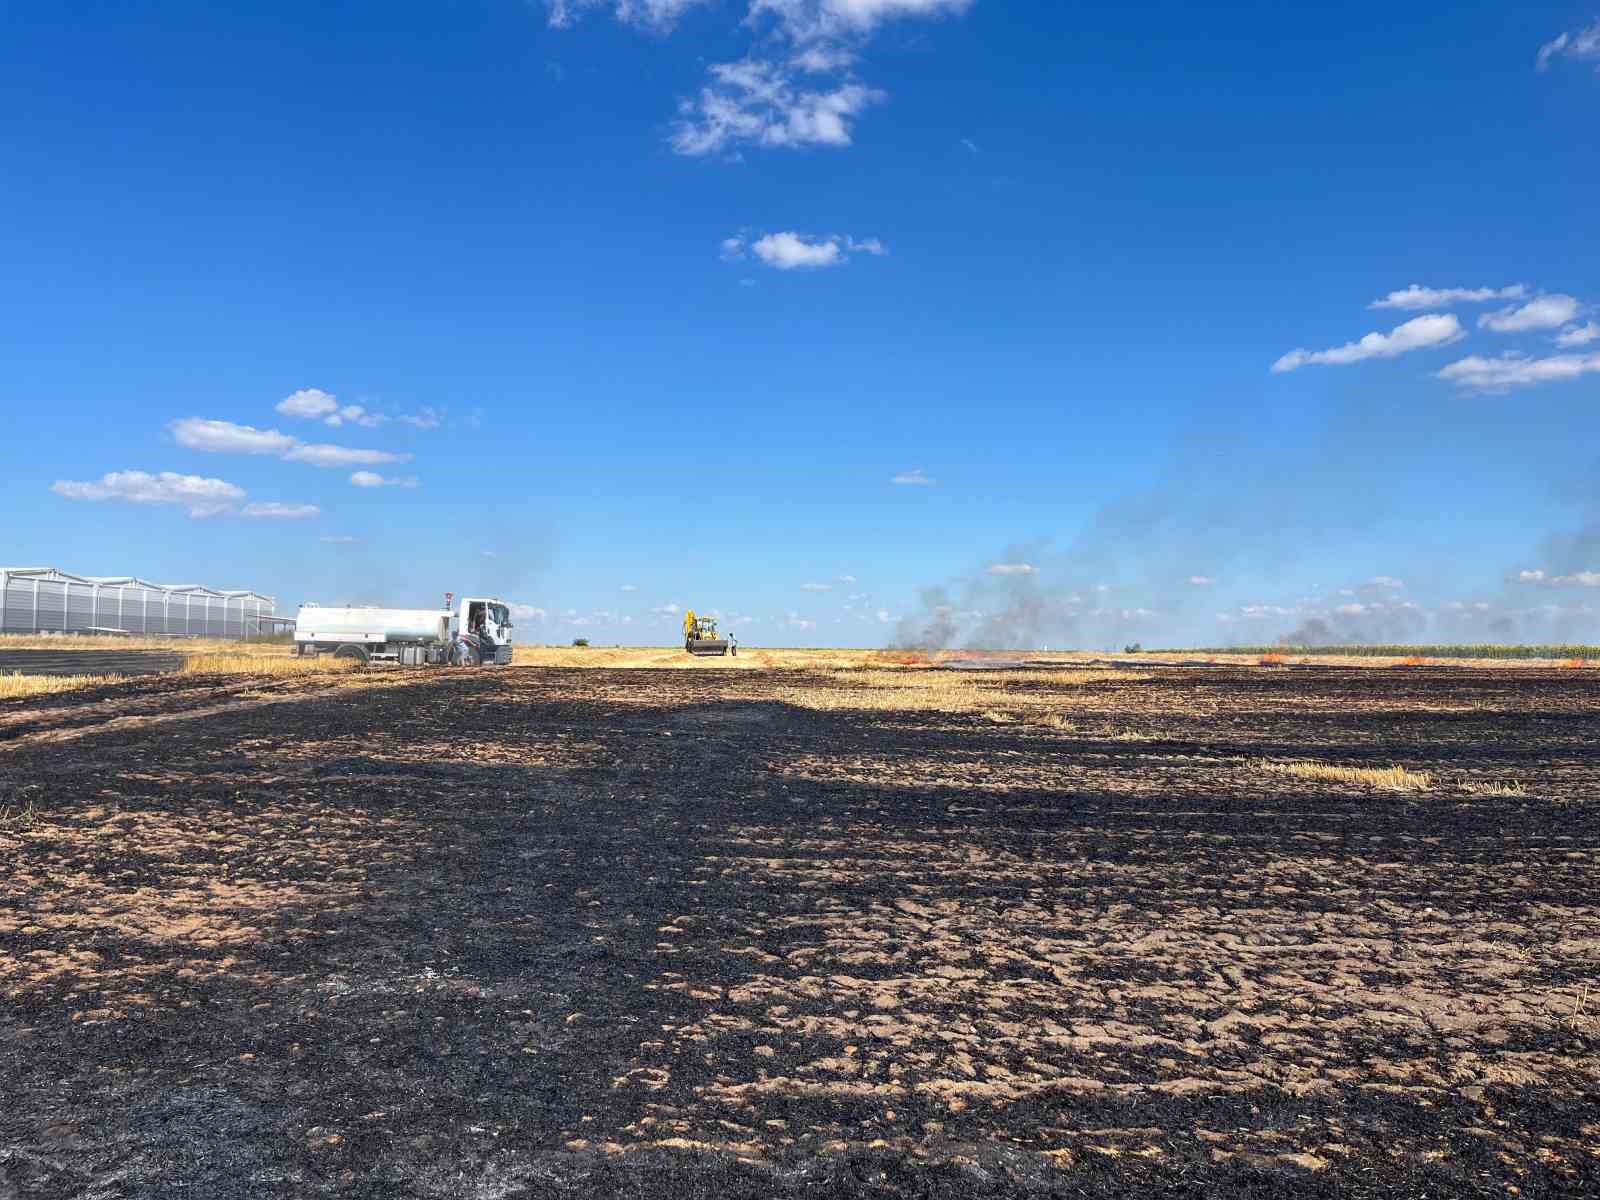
[2, 661, 1598, 1197]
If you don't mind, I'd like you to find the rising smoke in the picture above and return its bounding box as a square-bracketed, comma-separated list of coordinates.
[891, 384, 1600, 651]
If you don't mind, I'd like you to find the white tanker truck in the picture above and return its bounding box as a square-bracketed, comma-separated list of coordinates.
[292, 595, 513, 666]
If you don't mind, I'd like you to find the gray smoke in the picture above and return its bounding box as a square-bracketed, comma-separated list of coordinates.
[887, 394, 1600, 651]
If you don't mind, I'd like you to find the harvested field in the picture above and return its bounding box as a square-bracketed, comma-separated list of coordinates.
[2, 662, 1598, 1197]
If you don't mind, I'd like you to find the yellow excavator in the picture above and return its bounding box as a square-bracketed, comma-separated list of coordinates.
[683, 609, 732, 656]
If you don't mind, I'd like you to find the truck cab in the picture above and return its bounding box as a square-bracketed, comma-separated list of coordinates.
[455, 597, 514, 665]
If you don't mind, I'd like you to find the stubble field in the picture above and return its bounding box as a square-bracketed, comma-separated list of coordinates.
[2, 654, 1597, 1197]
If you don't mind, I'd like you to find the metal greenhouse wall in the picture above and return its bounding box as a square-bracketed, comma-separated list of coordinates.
[0, 567, 275, 637]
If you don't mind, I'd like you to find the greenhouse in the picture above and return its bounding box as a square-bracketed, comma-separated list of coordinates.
[0, 566, 275, 637]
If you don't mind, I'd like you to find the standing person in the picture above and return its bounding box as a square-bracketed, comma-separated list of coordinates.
[729, 632, 738, 657]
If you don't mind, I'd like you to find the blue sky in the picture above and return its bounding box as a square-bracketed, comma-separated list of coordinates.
[4, 1, 1598, 648]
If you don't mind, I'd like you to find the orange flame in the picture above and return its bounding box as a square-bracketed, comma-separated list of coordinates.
[1259, 652, 1288, 667]
[1399, 655, 1428, 667]
[875, 650, 930, 666]
[1561, 657, 1588, 670]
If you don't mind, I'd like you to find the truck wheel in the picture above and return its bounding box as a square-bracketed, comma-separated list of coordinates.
[334, 644, 369, 666]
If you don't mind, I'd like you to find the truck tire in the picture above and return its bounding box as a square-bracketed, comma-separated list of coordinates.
[334, 644, 369, 665]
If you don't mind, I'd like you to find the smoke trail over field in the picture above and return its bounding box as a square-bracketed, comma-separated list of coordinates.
[891, 387, 1600, 651]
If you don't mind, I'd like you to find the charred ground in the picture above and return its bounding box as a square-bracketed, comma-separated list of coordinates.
[2, 664, 1597, 1197]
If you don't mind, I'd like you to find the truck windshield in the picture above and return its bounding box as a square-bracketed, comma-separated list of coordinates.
[490, 604, 510, 627]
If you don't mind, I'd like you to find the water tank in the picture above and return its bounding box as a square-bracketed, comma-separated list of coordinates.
[295, 605, 450, 644]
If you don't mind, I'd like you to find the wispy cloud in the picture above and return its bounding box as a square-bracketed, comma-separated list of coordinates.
[749, 0, 974, 41]
[986, 563, 1037, 576]
[549, 0, 974, 158]
[800, 581, 833, 592]
[51, 470, 246, 518]
[320, 535, 358, 544]
[1478, 294, 1580, 333]
[1438, 352, 1600, 391]
[398, 407, 443, 429]
[1556, 322, 1600, 348]
[172, 417, 410, 468]
[1271, 314, 1463, 372]
[620, 584, 639, 592]
[1189, 575, 1214, 586]
[651, 603, 682, 616]
[275, 388, 384, 428]
[672, 59, 885, 155]
[1537, 20, 1600, 70]
[1369, 284, 1525, 311]
[349, 470, 420, 488]
[722, 230, 887, 269]
[1517, 567, 1600, 587]
[543, 0, 711, 32]
[241, 501, 320, 519]
[891, 468, 936, 486]
[287, 443, 410, 468]
[510, 602, 548, 620]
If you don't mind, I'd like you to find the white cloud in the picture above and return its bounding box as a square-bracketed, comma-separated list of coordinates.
[723, 230, 887, 269]
[620, 584, 639, 592]
[481, 551, 497, 559]
[286, 443, 410, 468]
[1519, 567, 1600, 588]
[986, 563, 1037, 576]
[170, 417, 298, 457]
[1368, 576, 1405, 590]
[509, 603, 548, 620]
[1370, 284, 1525, 311]
[349, 470, 419, 487]
[399, 407, 443, 429]
[800, 581, 833, 591]
[544, 0, 712, 31]
[51, 470, 246, 518]
[671, 58, 885, 156]
[891, 468, 935, 486]
[1556, 322, 1600, 348]
[277, 389, 384, 428]
[835, 574, 857, 583]
[1437, 351, 1600, 390]
[327, 404, 384, 429]
[1273, 314, 1463, 372]
[241, 502, 320, 520]
[1479, 294, 1580, 333]
[750, 0, 973, 41]
[173, 417, 410, 468]
[1538, 21, 1600, 70]
[1189, 575, 1214, 586]
[651, 603, 682, 616]
[875, 609, 893, 623]
[792, 44, 858, 72]
[277, 388, 339, 420]
[320, 535, 358, 544]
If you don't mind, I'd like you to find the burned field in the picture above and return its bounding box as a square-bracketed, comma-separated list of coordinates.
[2, 665, 1598, 1197]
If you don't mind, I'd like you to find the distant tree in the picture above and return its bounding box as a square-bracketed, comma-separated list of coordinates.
[572, 638, 589, 647]
[1124, 643, 1142, 654]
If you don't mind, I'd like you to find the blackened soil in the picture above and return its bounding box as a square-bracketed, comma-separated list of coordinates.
[1, 665, 1598, 1198]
